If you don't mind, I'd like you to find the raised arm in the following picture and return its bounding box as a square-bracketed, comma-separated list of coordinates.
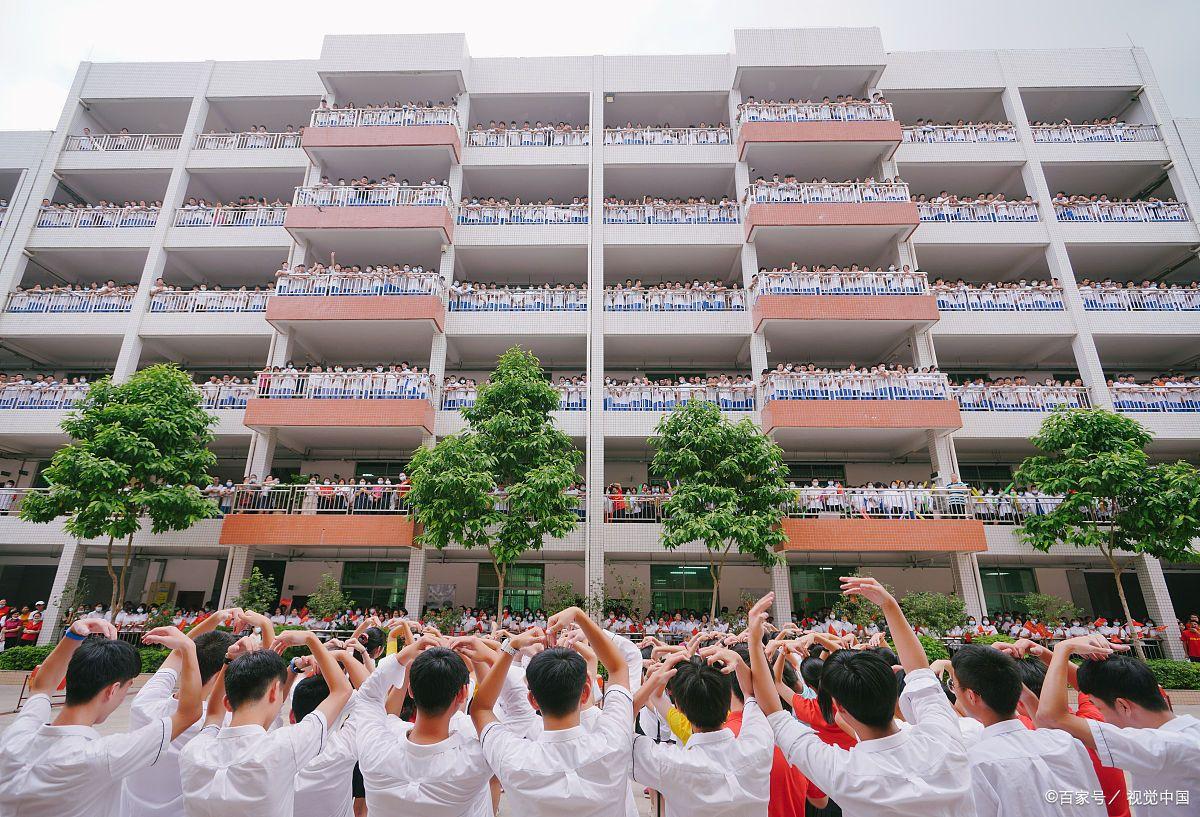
[272, 629, 352, 723]
[746, 592, 783, 714]
[30, 618, 118, 695]
[186, 607, 238, 641]
[548, 607, 628, 690]
[239, 610, 276, 651]
[1035, 635, 1124, 748]
[840, 576, 926, 671]
[142, 626, 203, 739]
[469, 627, 544, 733]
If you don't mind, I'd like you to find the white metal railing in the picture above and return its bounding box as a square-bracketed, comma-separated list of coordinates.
[193, 132, 302, 150]
[199, 383, 255, 408]
[1079, 285, 1200, 312]
[753, 271, 929, 297]
[932, 285, 1065, 311]
[603, 287, 745, 311]
[465, 129, 590, 147]
[738, 102, 894, 123]
[442, 385, 587, 410]
[603, 386, 756, 411]
[762, 372, 951, 401]
[309, 106, 459, 128]
[917, 201, 1040, 222]
[293, 185, 452, 208]
[455, 204, 588, 224]
[603, 203, 740, 224]
[276, 272, 443, 297]
[173, 206, 287, 227]
[1030, 124, 1160, 144]
[746, 182, 911, 205]
[214, 483, 413, 514]
[36, 207, 160, 228]
[253, 370, 433, 400]
[783, 488, 1082, 524]
[1112, 386, 1200, 412]
[901, 125, 1018, 143]
[0, 384, 89, 409]
[5, 290, 135, 313]
[149, 290, 270, 313]
[951, 385, 1091, 412]
[602, 127, 732, 146]
[63, 133, 182, 152]
[449, 286, 587, 311]
[1054, 201, 1190, 223]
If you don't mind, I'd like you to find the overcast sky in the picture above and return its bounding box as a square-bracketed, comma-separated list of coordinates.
[2, 0, 1198, 131]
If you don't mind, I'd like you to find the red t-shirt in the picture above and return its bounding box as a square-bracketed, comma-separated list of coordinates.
[1180, 628, 1200, 659]
[791, 693, 857, 751]
[725, 709, 810, 817]
[20, 620, 42, 641]
[1073, 693, 1131, 817]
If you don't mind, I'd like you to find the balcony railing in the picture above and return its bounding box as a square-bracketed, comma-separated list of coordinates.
[763, 372, 950, 401]
[746, 182, 911, 205]
[602, 127, 732, 146]
[149, 290, 270, 313]
[604, 288, 745, 311]
[603, 389, 755, 411]
[277, 272, 443, 297]
[442, 387, 586, 411]
[753, 271, 929, 297]
[603, 203, 740, 224]
[951, 385, 1090, 411]
[1112, 386, 1200, 412]
[174, 206, 288, 227]
[449, 287, 587, 311]
[5, 290, 135, 313]
[193, 132, 302, 150]
[933, 285, 1064, 311]
[293, 185, 452, 208]
[200, 383, 254, 408]
[0, 487, 48, 516]
[216, 483, 413, 514]
[1054, 201, 1189, 223]
[0, 384, 88, 409]
[466, 129, 590, 147]
[1030, 124, 1160, 144]
[455, 204, 587, 225]
[737, 102, 894, 123]
[901, 125, 1017, 144]
[36, 207, 160, 228]
[917, 201, 1039, 222]
[63, 133, 182, 152]
[253, 370, 433, 400]
[1080, 286, 1200, 312]
[309, 106, 459, 128]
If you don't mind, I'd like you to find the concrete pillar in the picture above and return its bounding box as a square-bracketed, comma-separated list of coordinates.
[950, 552, 987, 620]
[910, 327, 938, 369]
[1134, 554, 1186, 660]
[926, 430, 959, 485]
[584, 55, 606, 609]
[219, 546, 256, 608]
[244, 429, 278, 481]
[770, 561, 792, 625]
[38, 538, 88, 644]
[405, 548, 428, 615]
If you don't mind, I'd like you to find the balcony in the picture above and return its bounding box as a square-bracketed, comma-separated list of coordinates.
[1054, 201, 1189, 224]
[737, 103, 900, 162]
[917, 200, 1039, 223]
[63, 133, 182, 152]
[743, 182, 919, 242]
[5, 289, 135, 314]
[1031, 124, 1159, 144]
[468, 128, 590, 147]
[603, 202, 739, 225]
[1112, 384, 1200, 414]
[752, 270, 936, 329]
[603, 127, 729, 148]
[194, 132, 303, 151]
[35, 206, 160, 228]
[58, 133, 182, 169]
[901, 125, 1017, 144]
[217, 484, 416, 548]
[302, 106, 461, 160]
[149, 289, 270, 313]
[456, 203, 588, 225]
[932, 283, 1064, 312]
[952, 384, 1090, 412]
[285, 185, 455, 242]
[173, 205, 287, 228]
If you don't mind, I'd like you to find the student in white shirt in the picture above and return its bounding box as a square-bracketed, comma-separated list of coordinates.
[179, 628, 352, 817]
[0, 619, 203, 817]
[949, 644, 1104, 816]
[290, 655, 370, 817]
[1036, 635, 1200, 815]
[748, 580, 975, 817]
[471, 605, 633, 817]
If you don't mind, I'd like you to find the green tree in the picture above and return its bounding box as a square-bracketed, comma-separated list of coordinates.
[19, 365, 218, 623]
[833, 572, 895, 629]
[306, 573, 355, 621]
[1015, 408, 1200, 659]
[233, 565, 279, 613]
[408, 347, 582, 613]
[1020, 591, 1083, 625]
[650, 400, 793, 618]
[900, 591, 966, 635]
[55, 576, 92, 626]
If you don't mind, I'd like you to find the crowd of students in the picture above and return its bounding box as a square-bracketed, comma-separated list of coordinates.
[1078, 279, 1200, 311]
[1030, 118, 1157, 142]
[751, 264, 927, 296]
[149, 282, 275, 312]
[36, 198, 163, 227]
[736, 93, 893, 121]
[466, 121, 590, 146]
[441, 375, 589, 411]
[448, 282, 589, 311]
[902, 120, 1017, 142]
[747, 176, 909, 204]
[254, 365, 433, 400]
[456, 197, 590, 224]
[914, 192, 1041, 222]
[950, 377, 1090, 411]
[1052, 193, 1189, 222]
[204, 475, 414, 515]
[175, 196, 289, 226]
[932, 278, 1065, 311]
[295, 176, 452, 207]
[761, 364, 950, 401]
[273, 259, 442, 296]
[196, 375, 256, 409]
[0, 372, 90, 409]
[1109, 374, 1200, 411]
[3, 583, 1195, 817]
[194, 125, 303, 149]
[603, 376, 757, 411]
[5, 281, 138, 313]
[602, 122, 732, 145]
[603, 196, 741, 223]
[603, 280, 746, 310]
[310, 97, 460, 127]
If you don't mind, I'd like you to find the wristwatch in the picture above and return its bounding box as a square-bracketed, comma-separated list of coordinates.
[500, 640, 518, 656]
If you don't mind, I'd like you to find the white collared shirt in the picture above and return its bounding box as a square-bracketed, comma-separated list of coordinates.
[1087, 714, 1200, 815]
[768, 667, 973, 817]
[0, 693, 173, 817]
[179, 709, 328, 817]
[480, 683, 635, 817]
[292, 705, 357, 817]
[632, 698, 773, 817]
[967, 719, 1105, 817]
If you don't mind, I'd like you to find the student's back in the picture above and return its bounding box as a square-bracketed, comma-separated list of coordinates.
[967, 721, 1103, 816]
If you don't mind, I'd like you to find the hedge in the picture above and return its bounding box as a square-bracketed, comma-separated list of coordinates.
[917, 634, 950, 661]
[1147, 660, 1200, 691]
[2, 644, 172, 674]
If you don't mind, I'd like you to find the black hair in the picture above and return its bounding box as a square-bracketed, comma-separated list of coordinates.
[291, 674, 329, 721]
[951, 645, 1021, 716]
[818, 649, 897, 729]
[408, 647, 469, 716]
[362, 627, 386, 658]
[224, 650, 288, 709]
[1014, 657, 1047, 698]
[671, 657, 733, 730]
[525, 647, 587, 717]
[729, 645, 753, 702]
[1077, 656, 1168, 712]
[869, 646, 900, 667]
[195, 631, 238, 686]
[800, 656, 825, 691]
[64, 638, 141, 704]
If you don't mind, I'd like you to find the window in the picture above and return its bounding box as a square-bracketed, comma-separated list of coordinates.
[959, 464, 1014, 493]
[650, 564, 714, 613]
[784, 463, 846, 483]
[790, 566, 842, 615]
[341, 561, 409, 610]
[477, 563, 544, 612]
[980, 566, 1037, 614]
[355, 461, 411, 480]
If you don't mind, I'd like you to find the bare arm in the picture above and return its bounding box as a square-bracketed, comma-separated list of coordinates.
[1034, 636, 1124, 747]
[470, 628, 543, 734]
[746, 593, 782, 715]
[272, 630, 351, 723]
[549, 607, 628, 690]
[840, 576, 926, 671]
[31, 619, 117, 695]
[142, 627, 203, 739]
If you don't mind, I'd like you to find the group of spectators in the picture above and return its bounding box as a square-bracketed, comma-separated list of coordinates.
[914, 192, 1040, 221]
[456, 196, 589, 224]
[36, 198, 162, 227]
[1078, 279, 1200, 311]
[255, 364, 433, 400]
[1109, 374, 1200, 411]
[466, 121, 590, 147]
[196, 375, 256, 409]
[447, 282, 588, 311]
[1030, 117, 1154, 142]
[5, 281, 137, 313]
[296, 175, 451, 207]
[932, 278, 1065, 311]
[311, 96, 459, 127]
[747, 175, 909, 204]
[0, 373, 90, 409]
[1052, 193, 1189, 222]
[148, 280, 274, 312]
[903, 119, 1016, 142]
[441, 375, 588, 410]
[602, 122, 732, 145]
[602, 280, 746, 310]
[751, 264, 926, 296]
[274, 259, 441, 296]
[951, 376, 1090, 411]
[603, 195, 741, 223]
[195, 125, 302, 149]
[205, 475, 413, 515]
[175, 196, 289, 226]
[603, 375, 757, 411]
[736, 92, 892, 121]
[761, 363, 949, 401]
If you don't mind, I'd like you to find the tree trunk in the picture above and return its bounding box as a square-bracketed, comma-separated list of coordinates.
[1107, 554, 1146, 661]
[105, 536, 119, 623]
[115, 533, 135, 622]
[709, 542, 734, 621]
[494, 564, 507, 625]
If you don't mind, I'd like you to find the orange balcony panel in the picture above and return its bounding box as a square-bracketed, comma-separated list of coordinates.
[745, 202, 919, 238]
[301, 124, 461, 161]
[284, 206, 453, 241]
[779, 517, 986, 553]
[762, 400, 961, 432]
[737, 120, 902, 158]
[243, 398, 434, 433]
[266, 295, 445, 331]
[753, 294, 938, 330]
[220, 514, 416, 548]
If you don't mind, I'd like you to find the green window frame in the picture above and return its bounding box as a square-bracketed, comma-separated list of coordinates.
[649, 564, 715, 613]
[477, 563, 545, 613]
[790, 565, 843, 614]
[980, 566, 1038, 614]
[340, 561, 409, 610]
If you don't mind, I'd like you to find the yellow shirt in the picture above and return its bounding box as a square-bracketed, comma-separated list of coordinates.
[666, 706, 692, 744]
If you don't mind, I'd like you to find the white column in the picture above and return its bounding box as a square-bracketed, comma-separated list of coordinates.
[38, 538, 87, 645]
[771, 561, 792, 625]
[927, 430, 959, 484]
[244, 429, 278, 481]
[950, 552, 987, 620]
[219, 546, 256, 608]
[405, 548, 428, 615]
[1134, 554, 1186, 660]
[584, 56, 606, 609]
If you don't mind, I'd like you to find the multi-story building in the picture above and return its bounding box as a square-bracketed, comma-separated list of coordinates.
[0, 29, 1197, 656]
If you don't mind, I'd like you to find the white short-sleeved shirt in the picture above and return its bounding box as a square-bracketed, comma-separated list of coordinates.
[1087, 714, 1200, 816]
[0, 693, 173, 817]
[293, 708, 357, 817]
[179, 709, 329, 817]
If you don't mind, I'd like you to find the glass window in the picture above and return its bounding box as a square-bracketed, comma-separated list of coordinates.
[784, 463, 846, 483]
[355, 461, 411, 480]
[980, 567, 1038, 614]
[477, 563, 544, 613]
[959, 464, 1015, 493]
[341, 561, 408, 610]
[790, 566, 842, 615]
[650, 564, 714, 613]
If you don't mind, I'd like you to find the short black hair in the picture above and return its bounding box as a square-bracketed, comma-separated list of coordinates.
[195, 631, 238, 686]
[362, 627, 386, 658]
[224, 650, 288, 709]
[870, 646, 900, 667]
[409, 647, 469, 716]
[64, 638, 141, 704]
[671, 657, 733, 730]
[1077, 656, 1168, 712]
[818, 649, 896, 729]
[1014, 657, 1047, 698]
[291, 674, 330, 721]
[951, 645, 1021, 716]
[525, 647, 587, 717]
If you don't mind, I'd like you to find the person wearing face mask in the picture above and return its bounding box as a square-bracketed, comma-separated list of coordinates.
[1023, 615, 1050, 641]
[979, 617, 998, 636]
[1068, 619, 1090, 638]
[87, 604, 106, 620]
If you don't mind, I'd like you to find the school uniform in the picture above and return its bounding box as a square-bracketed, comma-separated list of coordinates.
[1086, 715, 1200, 816]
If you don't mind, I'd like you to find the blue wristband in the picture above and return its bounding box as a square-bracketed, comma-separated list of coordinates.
[63, 629, 86, 641]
